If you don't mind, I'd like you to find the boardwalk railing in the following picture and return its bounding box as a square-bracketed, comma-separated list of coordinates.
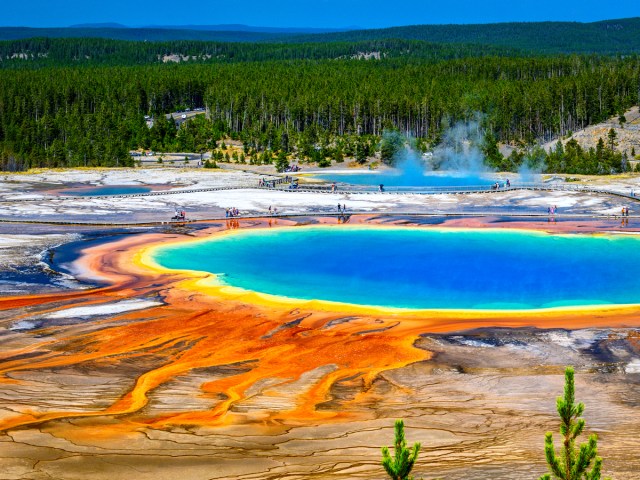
[264, 181, 638, 200]
[0, 210, 638, 227]
[0, 181, 637, 203]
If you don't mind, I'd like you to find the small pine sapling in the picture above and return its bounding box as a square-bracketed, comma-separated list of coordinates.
[382, 419, 421, 480]
[539, 367, 610, 480]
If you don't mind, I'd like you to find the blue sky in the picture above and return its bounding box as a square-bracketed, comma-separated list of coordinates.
[4, 0, 639, 28]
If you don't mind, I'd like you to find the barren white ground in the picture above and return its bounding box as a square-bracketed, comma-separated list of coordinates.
[1, 168, 639, 223]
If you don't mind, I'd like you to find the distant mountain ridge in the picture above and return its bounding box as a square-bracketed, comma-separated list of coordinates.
[68, 23, 358, 34]
[0, 27, 281, 43]
[140, 24, 360, 33]
[69, 23, 130, 29]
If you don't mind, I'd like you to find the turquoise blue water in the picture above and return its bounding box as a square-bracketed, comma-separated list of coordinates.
[152, 228, 640, 310]
[313, 172, 491, 188]
[61, 185, 153, 196]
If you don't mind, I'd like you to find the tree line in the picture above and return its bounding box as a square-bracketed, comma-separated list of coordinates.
[0, 37, 522, 68]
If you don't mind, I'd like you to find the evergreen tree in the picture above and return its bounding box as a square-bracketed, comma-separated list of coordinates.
[618, 114, 626, 128]
[538, 367, 608, 480]
[274, 151, 289, 172]
[607, 129, 617, 151]
[596, 138, 606, 161]
[380, 130, 405, 165]
[482, 132, 505, 170]
[318, 156, 331, 168]
[355, 140, 368, 164]
[381, 420, 421, 480]
[281, 131, 290, 153]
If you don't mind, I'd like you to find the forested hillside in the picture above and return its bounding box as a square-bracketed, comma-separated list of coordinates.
[2, 17, 640, 54]
[1, 54, 638, 172]
[287, 17, 640, 54]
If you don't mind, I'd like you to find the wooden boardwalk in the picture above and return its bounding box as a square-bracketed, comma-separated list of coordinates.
[0, 182, 638, 226]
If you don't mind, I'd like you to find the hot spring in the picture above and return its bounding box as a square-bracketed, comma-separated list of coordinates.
[312, 171, 493, 188]
[150, 227, 640, 310]
[60, 185, 154, 196]
[311, 153, 499, 189]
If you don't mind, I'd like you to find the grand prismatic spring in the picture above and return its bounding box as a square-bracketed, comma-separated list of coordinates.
[150, 226, 640, 310]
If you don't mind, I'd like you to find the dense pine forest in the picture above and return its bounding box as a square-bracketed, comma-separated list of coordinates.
[0, 38, 522, 67]
[0, 36, 639, 173]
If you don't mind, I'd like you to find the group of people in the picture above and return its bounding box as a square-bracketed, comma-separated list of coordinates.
[547, 205, 558, 215]
[490, 179, 511, 190]
[225, 207, 240, 217]
[171, 209, 186, 221]
[285, 165, 301, 172]
[337, 203, 347, 213]
[258, 179, 277, 188]
[268, 205, 279, 215]
[621, 206, 631, 217]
